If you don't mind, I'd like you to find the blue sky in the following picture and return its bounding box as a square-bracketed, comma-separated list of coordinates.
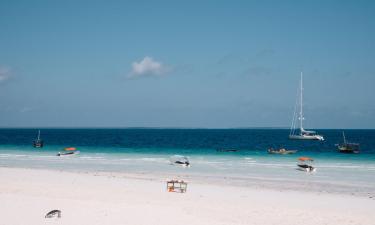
[0, 0, 374, 128]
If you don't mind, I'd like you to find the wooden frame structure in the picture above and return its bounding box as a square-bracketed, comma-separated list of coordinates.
[166, 180, 187, 193]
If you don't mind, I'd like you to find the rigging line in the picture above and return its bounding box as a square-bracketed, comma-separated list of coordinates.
[290, 84, 299, 136]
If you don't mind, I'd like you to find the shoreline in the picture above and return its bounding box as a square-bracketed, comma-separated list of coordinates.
[1, 167, 375, 225]
[2, 165, 374, 199]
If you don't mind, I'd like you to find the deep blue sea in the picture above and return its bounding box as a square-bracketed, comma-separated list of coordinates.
[1, 128, 374, 156]
[1, 128, 374, 194]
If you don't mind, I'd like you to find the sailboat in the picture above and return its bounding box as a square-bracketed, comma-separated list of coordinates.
[289, 72, 324, 141]
[336, 131, 359, 153]
[33, 130, 44, 148]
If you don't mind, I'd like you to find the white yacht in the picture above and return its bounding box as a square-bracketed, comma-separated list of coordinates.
[289, 72, 324, 141]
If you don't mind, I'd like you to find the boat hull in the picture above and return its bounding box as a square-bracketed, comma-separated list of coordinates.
[57, 151, 80, 156]
[339, 150, 359, 154]
[297, 164, 316, 172]
[33, 141, 44, 148]
[268, 149, 297, 154]
[337, 142, 360, 154]
[289, 135, 324, 141]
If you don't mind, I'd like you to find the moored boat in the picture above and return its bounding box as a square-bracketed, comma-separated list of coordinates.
[289, 72, 324, 141]
[336, 132, 359, 153]
[33, 130, 44, 148]
[170, 155, 190, 167]
[57, 147, 80, 156]
[268, 148, 297, 154]
[297, 157, 316, 172]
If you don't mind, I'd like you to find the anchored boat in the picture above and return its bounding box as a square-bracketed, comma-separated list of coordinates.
[297, 157, 316, 172]
[289, 72, 324, 141]
[33, 130, 44, 148]
[170, 155, 190, 167]
[336, 132, 359, 153]
[268, 148, 297, 154]
[57, 147, 80, 156]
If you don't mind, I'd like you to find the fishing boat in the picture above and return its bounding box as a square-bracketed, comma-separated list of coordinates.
[268, 148, 297, 154]
[33, 130, 44, 148]
[289, 72, 324, 141]
[57, 147, 80, 156]
[336, 132, 359, 153]
[170, 155, 190, 167]
[297, 157, 316, 172]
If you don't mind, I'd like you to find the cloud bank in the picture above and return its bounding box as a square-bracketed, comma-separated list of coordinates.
[128, 57, 169, 78]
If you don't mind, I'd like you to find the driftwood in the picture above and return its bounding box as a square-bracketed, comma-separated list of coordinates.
[45, 210, 61, 218]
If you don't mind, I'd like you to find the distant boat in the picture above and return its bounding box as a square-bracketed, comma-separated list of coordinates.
[33, 130, 44, 148]
[289, 72, 324, 141]
[297, 157, 316, 172]
[268, 148, 297, 154]
[57, 147, 80, 156]
[336, 132, 359, 154]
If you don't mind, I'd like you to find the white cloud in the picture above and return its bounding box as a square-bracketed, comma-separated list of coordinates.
[0, 66, 11, 82]
[128, 57, 169, 78]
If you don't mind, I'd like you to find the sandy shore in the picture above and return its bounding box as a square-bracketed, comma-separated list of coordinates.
[1, 167, 374, 225]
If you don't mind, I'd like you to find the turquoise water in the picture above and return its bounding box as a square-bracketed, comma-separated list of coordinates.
[1, 129, 374, 194]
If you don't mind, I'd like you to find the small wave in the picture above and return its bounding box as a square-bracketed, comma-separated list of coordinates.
[318, 164, 375, 170]
[118, 158, 132, 161]
[139, 157, 169, 163]
[78, 156, 105, 160]
[0, 154, 29, 158]
[246, 162, 295, 168]
[201, 161, 224, 164]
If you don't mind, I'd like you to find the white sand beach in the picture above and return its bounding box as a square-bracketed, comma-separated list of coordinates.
[1, 167, 374, 225]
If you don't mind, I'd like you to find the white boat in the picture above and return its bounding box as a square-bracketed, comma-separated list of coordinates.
[57, 150, 80, 156]
[169, 155, 190, 167]
[57, 147, 80, 156]
[297, 157, 316, 172]
[289, 72, 324, 141]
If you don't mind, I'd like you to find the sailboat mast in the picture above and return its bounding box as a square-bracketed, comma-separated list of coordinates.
[37, 130, 40, 141]
[300, 72, 303, 132]
[343, 131, 346, 144]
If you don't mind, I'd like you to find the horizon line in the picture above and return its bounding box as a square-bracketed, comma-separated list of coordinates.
[0, 126, 374, 130]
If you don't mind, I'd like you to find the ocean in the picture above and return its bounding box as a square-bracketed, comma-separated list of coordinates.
[1, 128, 374, 195]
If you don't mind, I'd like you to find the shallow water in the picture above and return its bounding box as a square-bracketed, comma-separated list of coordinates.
[1, 128, 374, 195]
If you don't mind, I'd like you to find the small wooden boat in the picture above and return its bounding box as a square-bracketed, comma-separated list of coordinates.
[268, 148, 297, 154]
[57, 147, 80, 156]
[297, 157, 316, 172]
[33, 130, 44, 148]
[336, 132, 359, 154]
[45, 210, 61, 218]
[170, 155, 190, 167]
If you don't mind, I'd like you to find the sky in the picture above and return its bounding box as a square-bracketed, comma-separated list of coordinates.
[0, 0, 374, 128]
